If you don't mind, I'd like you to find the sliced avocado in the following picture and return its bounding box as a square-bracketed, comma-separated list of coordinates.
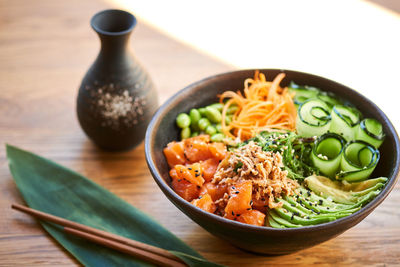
[304, 175, 387, 205]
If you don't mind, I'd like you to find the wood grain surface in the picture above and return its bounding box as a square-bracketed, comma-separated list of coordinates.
[0, 0, 399, 266]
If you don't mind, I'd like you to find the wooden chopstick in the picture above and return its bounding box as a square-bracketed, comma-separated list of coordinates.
[12, 203, 187, 267]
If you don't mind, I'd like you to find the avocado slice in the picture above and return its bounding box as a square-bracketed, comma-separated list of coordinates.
[304, 175, 387, 204]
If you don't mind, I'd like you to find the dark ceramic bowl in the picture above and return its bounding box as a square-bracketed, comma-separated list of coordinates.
[145, 69, 400, 254]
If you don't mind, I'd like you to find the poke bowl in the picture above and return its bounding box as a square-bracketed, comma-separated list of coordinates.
[145, 69, 400, 254]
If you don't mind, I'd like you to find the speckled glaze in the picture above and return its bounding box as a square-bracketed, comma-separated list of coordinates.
[77, 9, 158, 151]
[145, 69, 400, 254]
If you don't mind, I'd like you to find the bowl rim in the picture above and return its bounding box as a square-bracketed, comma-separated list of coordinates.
[145, 68, 400, 233]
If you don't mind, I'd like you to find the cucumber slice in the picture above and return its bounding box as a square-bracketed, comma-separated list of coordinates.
[355, 118, 385, 148]
[296, 99, 331, 137]
[329, 105, 362, 142]
[338, 140, 380, 182]
[289, 87, 319, 105]
[317, 91, 342, 108]
[311, 133, 346, 178]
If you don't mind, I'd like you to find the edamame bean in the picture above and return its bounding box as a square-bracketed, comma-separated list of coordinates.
[191, 131, 199, 137]
[181, 127, 191, 140]
[227, 105, 238, 114]
[216, 124, 222, 132]
[210, 133, 224, 142]
[208, 103, 223, 112]
[198, 118, 211, 131]
[189, 109, 201, 130]
[198, 107, 207, 116]
[225, 115, 232, 125]
[176, 113, 191, 128]
[205, 106, 222, 123]
[205, 125, 217, 136]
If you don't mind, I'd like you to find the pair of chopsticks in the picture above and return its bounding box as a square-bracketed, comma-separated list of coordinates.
[11, 204, 187, 267]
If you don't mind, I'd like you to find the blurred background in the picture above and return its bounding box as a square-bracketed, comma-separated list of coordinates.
[110, 0, 400, 130]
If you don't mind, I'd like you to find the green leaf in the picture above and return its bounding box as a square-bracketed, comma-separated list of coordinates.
[6, 144, 224, 267]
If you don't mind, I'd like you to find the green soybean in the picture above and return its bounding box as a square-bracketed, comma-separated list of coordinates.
[176, 113, 191, 128]
[225, 115, 232, 125]
[181, 127, 191, 140]
[189, 109, 201, 130]
[216, 124, 222, 132]
[199, 107, 207, 116]
[210, 133, 224, 142]
[205, 125, 217, 136]
[191, 131, 199, 137]
[198, 118, 211, 131]
[227, 105, 238, 114]
[205, 106, 222, 123]
[208, 103, 223, 112]
[190, 109, 201, 122]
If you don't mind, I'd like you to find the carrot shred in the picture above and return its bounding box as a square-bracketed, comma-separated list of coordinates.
[220, 71, 297, 141]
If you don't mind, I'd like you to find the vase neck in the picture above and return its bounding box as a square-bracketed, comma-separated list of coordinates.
[98, 33, 131, 57]
[91, 9, 137, 58]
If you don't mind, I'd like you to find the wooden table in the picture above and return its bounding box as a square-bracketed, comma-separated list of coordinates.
[0, 0, 399, 266]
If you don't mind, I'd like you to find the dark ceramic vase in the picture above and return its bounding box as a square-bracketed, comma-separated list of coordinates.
[77, 9, 158, 151]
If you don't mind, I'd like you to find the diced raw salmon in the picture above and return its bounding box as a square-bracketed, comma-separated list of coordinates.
[199, 182, 227, 202]
[200, 158, 220, 182]
[224, 181, 252, 220]
[191, 193, 217, 213]
[170, 168, 200, 201]
[163, 141, 186, 168]
[237, 210, 266, 226]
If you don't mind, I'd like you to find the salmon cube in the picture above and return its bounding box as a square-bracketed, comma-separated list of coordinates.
[191, 193, 217, 213]
[224, 181, 252, 220]
[237, 210, 266, 226]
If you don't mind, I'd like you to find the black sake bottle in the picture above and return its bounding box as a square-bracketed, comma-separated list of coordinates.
[77, 9, 158, 151]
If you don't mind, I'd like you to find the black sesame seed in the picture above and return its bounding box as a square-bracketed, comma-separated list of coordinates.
[327, 207, 330, 210]
[178, 179, 182, 182]
[188, 167, 192, 170]
[309, 202, 313, 206]
[307, 216, 310, 219]
[235, 191, 240, 194]
[291, 214, 294, 220]
[294, 212, 300, 216]
[197, 186, 200, 189]
[307, 191, 311, 197]
[246, 208, 252, 210]
[250, 200, 253, 205]
[319, 200, 323, 205]
[232, 211, 235, 216]
[291, 204, 295, 207]
[261, 197, 266, 201]
[232, 186, 236, 189]
[198, 196, 202, 199]
[263, 205, 268, 207]
[195, 173, 200, 177]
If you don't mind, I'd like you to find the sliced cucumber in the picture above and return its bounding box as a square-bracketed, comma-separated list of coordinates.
[296, 99, 331, 137]
[311, 133, 346, 178]
[355, 118, 385, 148]
[317, 91, 342, 108]
[289, 87, 319, 105]
[338, 140, 380, 182]
[329, 105, 362, 142]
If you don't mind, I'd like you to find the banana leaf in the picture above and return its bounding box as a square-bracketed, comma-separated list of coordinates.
[6, 145, 223, 267]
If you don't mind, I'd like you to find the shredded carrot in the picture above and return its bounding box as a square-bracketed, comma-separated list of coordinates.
[220, 71, 297, 141]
